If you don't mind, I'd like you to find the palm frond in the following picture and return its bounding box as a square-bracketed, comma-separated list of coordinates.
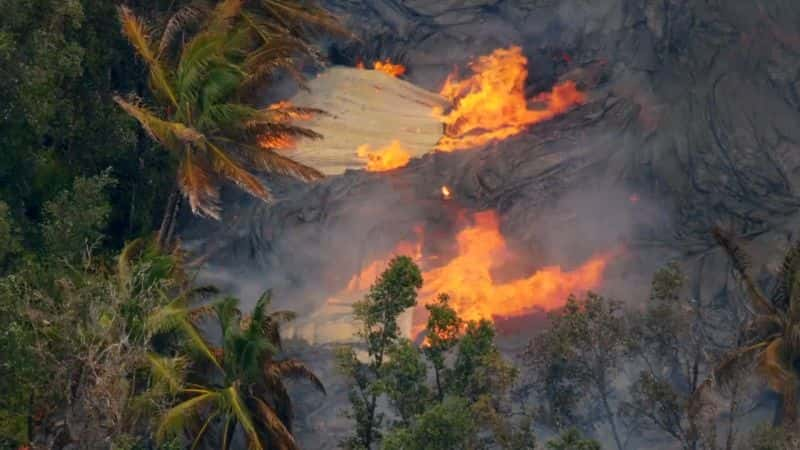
[272, 359, 326, 394]
[178, 151, 221, 220]
[158, 3, 212, 57]
[114, 97, 203, 149]
[253, 397, 298, 450]
[779, 239, 800, 319]
[759, 338, 792, 391]
[205, 141, 272, 201]
[714, 341, 769, 387]
[712, 226, 776, 315]
[257, 0, 349, 38]
[247, 145, 323, 182]
[118, 6, 178, 107]
[117, 238, 146, 287]
[157, 389, 220, 443]
[223, 384, 265, 450]
[147, 352, 188, 394]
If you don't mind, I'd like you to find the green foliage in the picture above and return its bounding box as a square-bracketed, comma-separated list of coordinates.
[0, 0, 175, 249]
[739, 423, 800, 450]
[339, 255, 423, 449]
[153, 292, 322, 450]
[381, 339, 429, 425]
[449, 319, 517, 401]
[528, 293, 628, 449]
[381, 397, 476, 450]
[40, 172, 116, 261]
[0, 201, 21, 272]
[423, 294, 462, 400]
[545, 428, 601, 450]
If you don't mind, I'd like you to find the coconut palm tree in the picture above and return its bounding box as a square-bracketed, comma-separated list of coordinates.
[712, 227, 800, 426]
[115, 1, 342, 247]
[147, 291, 324, 449]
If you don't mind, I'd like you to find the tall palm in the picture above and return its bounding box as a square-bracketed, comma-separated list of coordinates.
[147, 292, 324, 449]
[115, 1, 341, 246]
[712, 227, 800, 426]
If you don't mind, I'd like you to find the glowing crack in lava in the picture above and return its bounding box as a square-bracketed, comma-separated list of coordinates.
[329, 210, 614, 336]
[356, 140, 412, 172]
[433, 46, 586, 151]
[356, 58, 407, 77]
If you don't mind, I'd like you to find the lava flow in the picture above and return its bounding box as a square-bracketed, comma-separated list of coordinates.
[356, 140, 412, 171]
[356, 58, 407, 77]
[433, 46, 586, 151]
[329, 209, 614, 336]
[414, 210, 613, 332]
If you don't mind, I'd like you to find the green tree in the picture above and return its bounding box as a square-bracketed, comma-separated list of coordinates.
[528, 293, 629, 450]
[0, 0, 178, 249]
[115, 0, 341, 247]
[381, 396, 476, 450]
[423, 294, 462, 401]
[381, 339, 429, 425]
[151, 292, 324, 449]
[0, 219, 183, 447]
[337, 255, 423, 449]
[621, 262, 729, 450]
[545, 428, 601, 450]
[711, 228, 800, 426]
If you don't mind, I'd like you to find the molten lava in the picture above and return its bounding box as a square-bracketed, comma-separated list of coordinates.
[415, 211, 613, 331]
[373, 59, 406, 77]
[328, 209, 614, 336]
[433, 46, 586, 151]
[357, 140, 412, 172]
[355, 58, 407, 77]
[441, 185, 452, 200]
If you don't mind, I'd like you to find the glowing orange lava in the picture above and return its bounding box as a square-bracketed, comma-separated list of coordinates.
[373, 59, 406, 77]
[328, 209, 615, 336]
[441, 185, 452, 200]
[355, 58, 406, 77]
[433, 46, 586, 151]
[356, 140, 412, 172]
[415, 211, 613, 330]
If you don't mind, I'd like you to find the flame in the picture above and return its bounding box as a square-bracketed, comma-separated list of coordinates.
[355, 58, 406, 77]
[373, 59, 406, 77]
[414, 211, 613, 330]
[433, 46, 586, 151]
[327, 209, 615, 336]
[356, 140, 412, 172]
[441, 185, 452, 200]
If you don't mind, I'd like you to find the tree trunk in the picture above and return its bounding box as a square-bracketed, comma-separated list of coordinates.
[157, 187, 180, 250]
[599, 388, 625, 450]
[781, 380, 798, 427]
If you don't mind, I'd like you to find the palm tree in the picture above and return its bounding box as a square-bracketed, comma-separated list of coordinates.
[115, 1, 343, 247]
[712, 227, 800, 426]
[147, 291, 324, 449]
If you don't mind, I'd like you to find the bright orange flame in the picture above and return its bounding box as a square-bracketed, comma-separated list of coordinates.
[327, 209, 615, 336]
[415, 211, 613, 331]
[373, 59, 406, 77]
[441, 185, 452, 200]
[357, 140, 412, 172]
[433, 46, 586, 151]
[354, 58, 406, 77]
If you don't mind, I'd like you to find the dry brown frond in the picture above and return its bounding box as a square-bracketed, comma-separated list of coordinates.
[178, 152, 221, 220]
